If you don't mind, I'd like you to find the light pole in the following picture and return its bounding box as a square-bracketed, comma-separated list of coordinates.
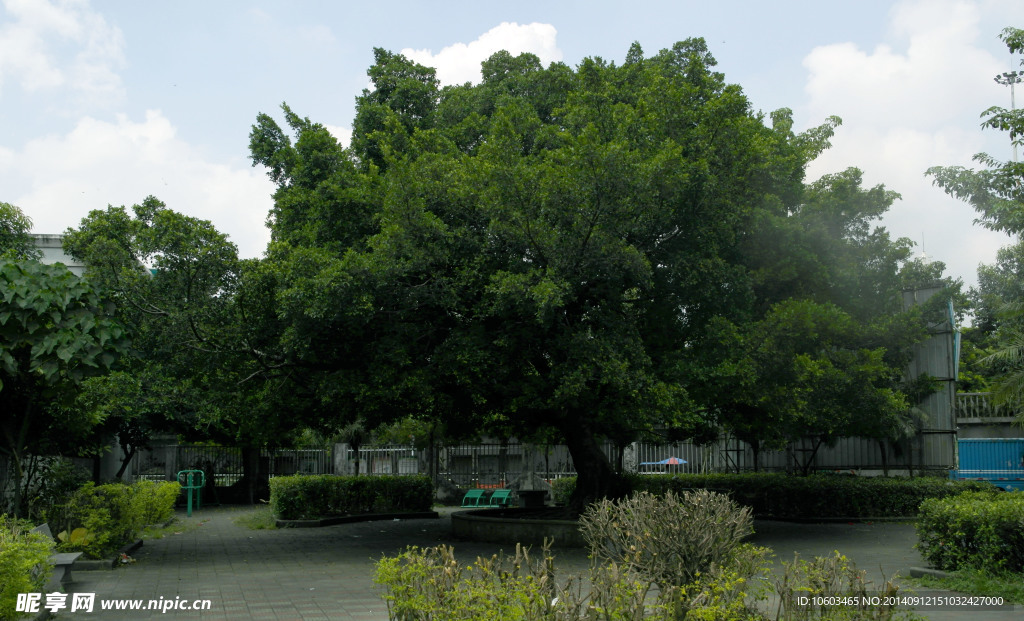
[994, 70, 1022, 163]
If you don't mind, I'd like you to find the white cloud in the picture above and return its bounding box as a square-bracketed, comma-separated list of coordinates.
[401, 22, 562, 86]
[324, 124, 351, 149]
[0, 0, 125, 105]
[803, 1, 1000, 129]
[800, 0, 1020, 287]
[4, 110, 275, 259]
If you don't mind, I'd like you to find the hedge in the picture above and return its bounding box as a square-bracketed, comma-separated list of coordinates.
[917, 490, 1024, 573]
[45, 480, 181, 559]
[553, 473, 993, 519]
[269, 474, 433, 520]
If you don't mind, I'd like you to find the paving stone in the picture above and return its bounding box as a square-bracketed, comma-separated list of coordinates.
[60, 506, 1018, 620]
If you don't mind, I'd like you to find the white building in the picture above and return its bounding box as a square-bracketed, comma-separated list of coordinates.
[29, 233, 130, 480]
[31, 233, 85, 276]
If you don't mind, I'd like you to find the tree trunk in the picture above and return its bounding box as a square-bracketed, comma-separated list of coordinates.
[426, 425, 436, 485]
[798, 437, 824, 476]
[115, 445, 137, 479]
[561, 415, 628, 515]
[242, 446, 260, 504]
[877, 439, 889, 477]
[4, 399, 34, 518]
[9, 451, 25, 518]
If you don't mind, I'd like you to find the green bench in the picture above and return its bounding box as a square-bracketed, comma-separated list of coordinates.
[461, 489, 489, 507]
[489, 489, 513, 507]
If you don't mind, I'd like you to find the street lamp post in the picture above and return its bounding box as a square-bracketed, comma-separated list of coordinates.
[994, 70, 1022, 163]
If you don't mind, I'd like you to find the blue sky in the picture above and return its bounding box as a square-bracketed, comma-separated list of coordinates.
[3, 0, 1024, 289]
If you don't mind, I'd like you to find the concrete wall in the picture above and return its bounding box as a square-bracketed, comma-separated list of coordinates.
[957, 419, 1023, 439]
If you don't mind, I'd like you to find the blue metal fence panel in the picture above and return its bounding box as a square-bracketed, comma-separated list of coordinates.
[957, 438, 1024, 474]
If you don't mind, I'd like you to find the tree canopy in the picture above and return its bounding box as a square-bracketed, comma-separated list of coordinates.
[928, 28, 1024, 237]
[0, 202, 40, 261]
[0, 256, 129, 515]
[245, 40, 938, 509]
[929, 27, 1024, 414]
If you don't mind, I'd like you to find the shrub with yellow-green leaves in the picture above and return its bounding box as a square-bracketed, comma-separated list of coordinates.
[374, 541, 560, 620]
[46, 480, 180, 559]
[773, 551, 921, 621]
[0, 516, 53, 621]
[130, 479, 181, 526]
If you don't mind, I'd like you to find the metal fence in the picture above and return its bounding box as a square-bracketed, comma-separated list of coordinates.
[632, 442, 714, 474]
[347, 434, 954, 489]
[704, 433, 955, 474]
[348, 445, 420, 476]
[127, 431, 958, 495]
[267, 448, 334, 477]
[134, 445, 335, 484]
[337, 443, 613, 488]
[432, 443, 609, 489]
[956, 392, 1019, 420]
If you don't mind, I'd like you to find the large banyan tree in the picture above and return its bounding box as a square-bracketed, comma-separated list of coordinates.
[248, 41, 930, 511]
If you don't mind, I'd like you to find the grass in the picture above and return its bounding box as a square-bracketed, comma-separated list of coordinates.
[904, 568, 1024, 605]
[139, 517, 203, 540]
[231, 505, 277, 530]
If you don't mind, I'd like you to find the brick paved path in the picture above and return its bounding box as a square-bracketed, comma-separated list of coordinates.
[61, 507, 1016, 620]
[65, 507, 588, 620]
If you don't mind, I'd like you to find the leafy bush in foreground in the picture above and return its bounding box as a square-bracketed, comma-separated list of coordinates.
[773, 551, 919, 620]
[0, 516, 53, 621]
[580, 489, 753, 588]
[375, 539, 774, 620]
[375, 490, 923, 619]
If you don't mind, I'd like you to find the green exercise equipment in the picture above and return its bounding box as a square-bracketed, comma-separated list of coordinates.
[177, 469, 205, 517]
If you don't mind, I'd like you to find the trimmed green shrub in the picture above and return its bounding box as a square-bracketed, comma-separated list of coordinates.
[0, 516, 53, 621]
[553, 473, 992, 518]
[269, 475, 432, 520]
[550, 477, 575, 506]
[131, 479, 181, 525]
[917, 490, 1024, 573]
[45, 480, 180, 559]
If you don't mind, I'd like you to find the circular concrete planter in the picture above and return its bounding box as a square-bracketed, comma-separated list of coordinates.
[451, 508, 585, 547]
[276, 510, 438, 528]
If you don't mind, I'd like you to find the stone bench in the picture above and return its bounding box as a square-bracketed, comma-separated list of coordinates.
[30, 524, 82, 590]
